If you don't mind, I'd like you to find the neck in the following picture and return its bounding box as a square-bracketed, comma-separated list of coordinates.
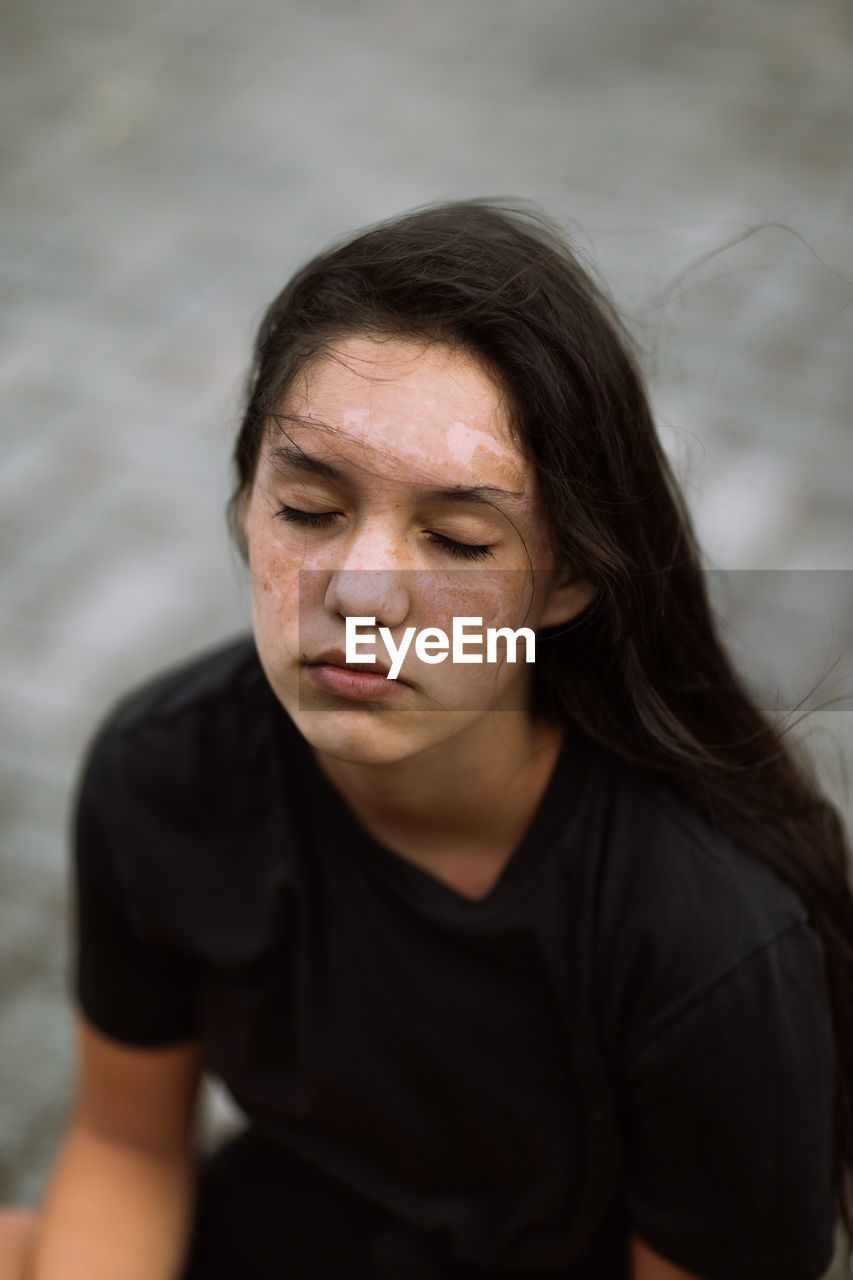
[311, 713, 564, 855]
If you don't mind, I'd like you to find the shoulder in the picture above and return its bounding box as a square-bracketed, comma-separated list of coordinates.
[73, 636, 301, 953]
[597, 763, 838, 1279]
[590, 754, 816, 1061]
[104, 632, 266, 735]
[77, 634, 282, 829]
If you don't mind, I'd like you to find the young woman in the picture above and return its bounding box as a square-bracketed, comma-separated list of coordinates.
[6, 200, 852, 1279]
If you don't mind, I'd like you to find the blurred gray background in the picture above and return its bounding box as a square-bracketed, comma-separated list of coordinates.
[1, 0, 851, 1271]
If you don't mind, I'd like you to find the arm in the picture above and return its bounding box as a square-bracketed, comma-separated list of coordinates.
[25, 1013, 205, 1280]
[630, 1234, 703, 1280]
[619, 920, 836, 1280]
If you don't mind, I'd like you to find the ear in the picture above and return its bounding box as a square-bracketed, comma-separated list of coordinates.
[538, 568, 597, 629]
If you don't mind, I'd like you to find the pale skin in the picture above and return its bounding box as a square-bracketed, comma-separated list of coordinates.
[241, 335, 593, 897]
[0, 335, 702, 1279]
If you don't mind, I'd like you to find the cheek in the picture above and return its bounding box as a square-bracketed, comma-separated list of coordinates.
[418, 571, 533, 631]
[248, 538, 299, 619]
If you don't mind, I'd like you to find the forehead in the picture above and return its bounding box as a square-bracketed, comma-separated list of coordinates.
[271, 335, 527, 492]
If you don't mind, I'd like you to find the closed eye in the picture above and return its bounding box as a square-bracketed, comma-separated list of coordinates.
[273, 506, 495, 561]
[275, 505, 337, 530]
[425, 532, 494, 562]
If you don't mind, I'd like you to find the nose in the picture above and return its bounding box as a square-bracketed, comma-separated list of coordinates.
[323, 521, 412, 629]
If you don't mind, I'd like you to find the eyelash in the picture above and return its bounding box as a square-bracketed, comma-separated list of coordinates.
[273, 505, 494, 562]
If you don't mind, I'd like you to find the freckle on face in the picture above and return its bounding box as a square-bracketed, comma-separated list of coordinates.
[242, 335, 563, 765]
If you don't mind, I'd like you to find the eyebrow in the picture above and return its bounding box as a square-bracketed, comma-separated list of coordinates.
[266, 440, 526, 507]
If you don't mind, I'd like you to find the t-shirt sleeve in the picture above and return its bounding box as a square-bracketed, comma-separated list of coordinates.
[620, 917, 837, 1280]
[69, 721, 201, 1047]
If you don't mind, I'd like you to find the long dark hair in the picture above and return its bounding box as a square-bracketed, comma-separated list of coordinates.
[227, 198, 853, 1249]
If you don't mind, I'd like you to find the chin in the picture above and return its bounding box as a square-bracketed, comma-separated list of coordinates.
[289, 704, 471, 768]
[290, 710, 416, 766]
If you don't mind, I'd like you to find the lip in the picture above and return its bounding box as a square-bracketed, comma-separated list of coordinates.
[303, 662, 409, 702]
[307, 647, 393, 678]
[302, 647, 410, 702]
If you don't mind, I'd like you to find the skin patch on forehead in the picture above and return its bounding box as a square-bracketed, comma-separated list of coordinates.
[341, 407, 371, 429]
[444, 419, 510, 469]
[279, 337, 527, 496]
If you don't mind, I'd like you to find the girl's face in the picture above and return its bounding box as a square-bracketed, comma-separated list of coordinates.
[242, 335, 594, 766]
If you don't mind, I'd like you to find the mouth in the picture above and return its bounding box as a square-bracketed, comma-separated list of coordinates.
[305, 648, 394, 678]
[302, 648, 410, 701]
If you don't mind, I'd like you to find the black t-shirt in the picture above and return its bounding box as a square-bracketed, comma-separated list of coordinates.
[68, 635, 838, 1280]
